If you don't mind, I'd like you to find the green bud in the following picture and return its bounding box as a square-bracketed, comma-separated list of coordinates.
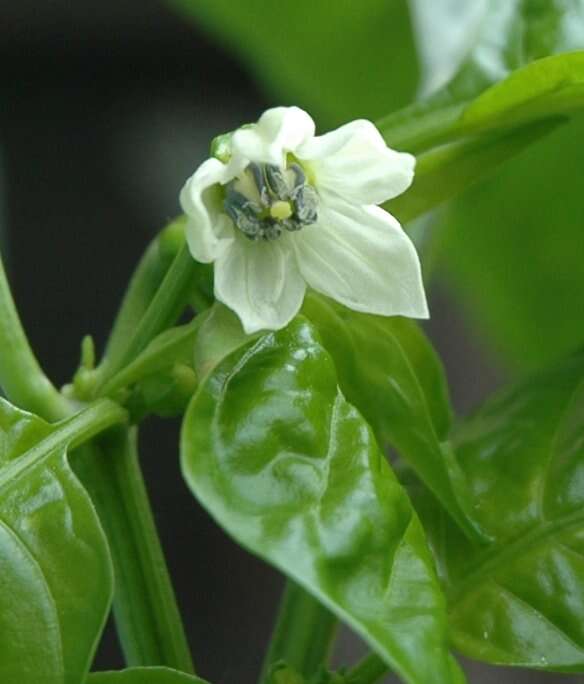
[210, 131, 234, 163]
[210, 123, 255, 162]
[71, 335, 98, 401]
[268, 663, 305, 684]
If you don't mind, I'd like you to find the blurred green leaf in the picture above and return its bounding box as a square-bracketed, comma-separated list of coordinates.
[181, 318, 464, 684]
[409, 0, 584, 100]
[387, 117, 564, 224]
[0, 400, 113, 684]
[301, 294, 481, 541]
[88, 668, 208, 683]
[408, 351, 584, 671]
[435, 112, 584, 371]
[267, 662, 306, 684]
[169, 0, 419, 126]
[380, 51, 584, 153]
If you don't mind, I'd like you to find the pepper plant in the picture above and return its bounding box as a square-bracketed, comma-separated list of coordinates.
[3, 2, 584, 683]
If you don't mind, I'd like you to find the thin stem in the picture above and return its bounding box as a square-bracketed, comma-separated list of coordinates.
[345, 654, 388, 684]
[0, 252, 69, 421]
[73, 428, 194, 674]
[259, 581, 337, 683]
[94, 241, 197, 395]
[98, 220, 185, 382]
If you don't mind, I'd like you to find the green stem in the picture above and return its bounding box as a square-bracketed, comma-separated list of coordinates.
[0, 252, 69, 421]
[259, 581, 337, 683]
[98, 220, 186, 382]
[345, 654, 388, 684]
[73, 428, 194, 674]
[94, 241, 197, 395]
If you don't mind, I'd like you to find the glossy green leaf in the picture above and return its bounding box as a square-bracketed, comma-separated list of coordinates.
[0, 400, 114, 684]
[301, 294, 480, 541]
[169, 0, 418, 126]
[181, 318, 464, 684]
[88, 667, 208, 683]
[409, 351, 584, 671]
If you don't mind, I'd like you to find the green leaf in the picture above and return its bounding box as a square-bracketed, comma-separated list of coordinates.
[0, 400, 114, 684]
[103, 318, 203, 420]
[88, 667, 208, 683]
[435, 111, 584, 371]
[169, 0, 419, 126]
[302, 294, 480, 541]
[409, 351, 584, 671]
[380, 54, 584, 371]
[409, 0, 584, 101]
[181, 318, 463, 684]
[387, 117, 564, 225]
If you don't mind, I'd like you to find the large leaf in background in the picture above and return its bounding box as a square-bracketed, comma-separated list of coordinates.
[181, 319, 465, 684]
[169, 0, 418, 126]
[381, 51, 584, 371]
[435, 112, 584, 371]
[88, 667, 208, 683]
[407, 351, 584, 670]
[301, 294, 480, 541]
[0, 400, 113, 684]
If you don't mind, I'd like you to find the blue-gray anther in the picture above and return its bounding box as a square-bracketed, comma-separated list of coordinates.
[248, 162, 271, 205]
[265, 164, 289, 199]
[224, 161, 318, 241]
[224, 187, 264, 239]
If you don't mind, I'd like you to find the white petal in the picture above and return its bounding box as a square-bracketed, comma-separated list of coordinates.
[297, 120, 415, 205]
[179, 158, 234, 263]
[294, 195, 428, 318]
[214, 235, 306, 334]
[230, 106, 316, 168]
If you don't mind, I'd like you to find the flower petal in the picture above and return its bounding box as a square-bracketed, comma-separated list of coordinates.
[297, 120, 415, 205]
[294, 195, 428, 318]
[230, 106, 316, 168]
[180, 158, 234, 263]
[214, 235, 306, 334]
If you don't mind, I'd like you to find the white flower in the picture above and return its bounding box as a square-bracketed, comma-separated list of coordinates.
[180, 106, 428, 334]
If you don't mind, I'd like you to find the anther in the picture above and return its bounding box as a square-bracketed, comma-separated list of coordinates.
[224, 161, 318, 241]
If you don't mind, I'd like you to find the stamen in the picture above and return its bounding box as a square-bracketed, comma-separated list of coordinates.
[224, 186, 264, 239]
[265, 165, 289, 199]
[293, 185, 318, 225]
[248, 162, 270, 205]
[224, 161, 318, 241]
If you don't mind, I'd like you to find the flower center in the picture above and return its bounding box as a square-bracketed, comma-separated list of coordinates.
[223, 162, 318, 241]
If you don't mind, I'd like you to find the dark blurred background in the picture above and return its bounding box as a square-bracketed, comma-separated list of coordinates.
[2, 1, 552, 683]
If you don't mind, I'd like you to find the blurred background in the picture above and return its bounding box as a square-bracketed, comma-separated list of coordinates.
[2, 1, 583, 683]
